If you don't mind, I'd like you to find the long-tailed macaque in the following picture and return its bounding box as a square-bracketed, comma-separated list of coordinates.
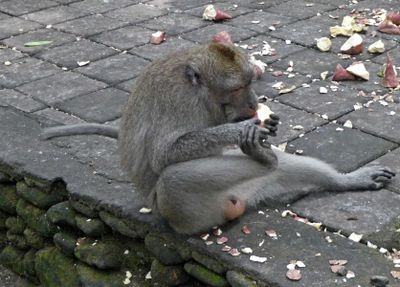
[41, 43, 395, 234]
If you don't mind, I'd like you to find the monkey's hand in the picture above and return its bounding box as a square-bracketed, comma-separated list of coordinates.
[262, 114, 280, 137]
[239, 120, 278, 166]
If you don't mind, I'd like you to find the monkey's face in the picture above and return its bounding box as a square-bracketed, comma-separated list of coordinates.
[221, 85, 258, 123]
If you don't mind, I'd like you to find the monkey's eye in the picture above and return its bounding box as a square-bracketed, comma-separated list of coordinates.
[231, 87, 244, 97]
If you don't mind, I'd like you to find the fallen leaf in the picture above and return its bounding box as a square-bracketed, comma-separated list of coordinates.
[24, 40, 53, 47]
[286, 269, 302, 281]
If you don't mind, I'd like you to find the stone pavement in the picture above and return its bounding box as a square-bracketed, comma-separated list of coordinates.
[0, 0, 400, 286]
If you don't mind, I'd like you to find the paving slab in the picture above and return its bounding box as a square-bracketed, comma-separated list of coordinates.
[33, 108, 86, 126]
[145, 0, 212, 11]
[266, 0, 337, 20]
[186, 2, 253, 19]
[138, 12, 209, 37]
[0, 11, 9, 21]
[252, 69, 312, 99]
[75, 53, 149, 85]
[0, 0, 57, 16]
[0, 48, 25, 62]
[277, 81, 370, 120]
[235, 0, 287, 10]
[0, 89, 45, 113]
[338, 101, 400, 144]
[0, 57, 60, 89]
[292, 189, 400, 249]
[69, 0, 136, 14]
[116, 78, 137, 93]
[266, 101, 327, 145]
[54, 14, 128, 37]
[181, 23, 257, 44]
[188, 210, 397, 287]
[130, 37, 195, 61]
[229, 11, 295, 33]
[91, 26, 155, 50]
[0, 17, 42, 40]
[372, 46, 400, 65]
[22, 5, 90, 25]
[367, 147, 400, 194]
[104, 3, 167, 24]
[15, 71, 108, 106]
[286, 123, 398, 173]
[2, 28, 77, 55]
[55, 88, 129, 123]
[35, 39, 118, 69]
[238, 34, 306, 64]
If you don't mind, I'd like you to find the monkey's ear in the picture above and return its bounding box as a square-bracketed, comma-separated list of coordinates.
[185, 63, 201, 86]
[209, 43, 236, 62]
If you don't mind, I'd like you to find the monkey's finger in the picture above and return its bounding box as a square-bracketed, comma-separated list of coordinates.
[266, 126, 278, 132]
[240, 124, 250, 147]
[248, 125, 257, 147]
[379, 168, 396, 177]
[263, 119, 280, 126]
[269, 114, 280, 121]
[374, 176, 392, 183]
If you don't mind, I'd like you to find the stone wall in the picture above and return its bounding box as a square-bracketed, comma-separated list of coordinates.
[0, 169, 260, 287]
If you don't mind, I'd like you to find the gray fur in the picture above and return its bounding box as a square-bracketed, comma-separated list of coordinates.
[41, 43, 395, 235]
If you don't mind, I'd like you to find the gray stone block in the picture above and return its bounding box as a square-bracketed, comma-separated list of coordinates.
[104, 3, 167, 24]
[0, 48, 25, 62]
[229, 11, 295, 33]
[33, 108, 86, 126]
[70, 0, 135, 14]
[56, 87, 128, 123]
[0, 0, 57, 16]
[0, 89, 45, 113]
[266, 0, 336, 20]
[16, 71, 107, 105]
[0, 17, 41, 41]
[23, 5, 89, 25]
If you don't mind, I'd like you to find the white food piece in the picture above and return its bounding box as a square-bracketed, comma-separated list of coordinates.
[250, 255, 267, 263]
[368, 40, 385, 54]
[257, 103, 274, 122]
[139, 207, 152, 214]
[4, 61, 11, 66]
[241, 247, 253, 254]
[319, 87, 328, 94]
[340, 33, 363, 53]
[343, 120, 353, 128]
[145, 271, 152, 280]
[287, 263, 296, 270]
[296, 261, 306, 268]
[77, 61, 90, 67]
[348, 232, 363, 242]
[316, 37, 332, 52]
[346, 62, 370, 80]
[202, 5, 217, 20]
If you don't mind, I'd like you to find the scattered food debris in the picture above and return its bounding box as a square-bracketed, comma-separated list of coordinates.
[150, 31, 166, 45]
[346, 62, 370, 80]
[77, 61, 90, 67]
[286, 269, 302, 281]
[368, 40, 385, 54]
[139, 207, 152, 214]
[319, 87, 328, 94]
[216, 236, 228, 245]
[241, 247, 253, 254]
[241, 225, 251, 235]
[265, 229, 278, 238]
[383, 54, 399, 88]
[250, 255, 267, 263]
[228, 248, 241, 257]
[212, 31, 232, 43]
[340, 33, 363, 55]
[202, 5, 232, 21]
[333, 64, 356, 81]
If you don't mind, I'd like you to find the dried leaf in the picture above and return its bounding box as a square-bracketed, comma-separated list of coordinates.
[24, 40, 53, 47]
[286, 269, 302, 281]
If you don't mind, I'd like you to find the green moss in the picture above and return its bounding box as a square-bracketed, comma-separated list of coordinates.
[151, 259, 189, 285]
[23, 228, 44, 250]
[6, 230, 29, 249]
[184, 262, 228, 287]
[122, 239, 152, 269]
[0, 184, 18, 214]
[144, 233, 184, 265]
[35, 247, 80, 287]
[70, 200, 98, 218]
[74, 237, 125, 269]
[16, 199, 59, 237]
[16, 181, 66, 209]
[192, 251, 226, 274]
[53, 231, 78, 257]
[22, 249, 37, 277]
[0, 245, 25, 275]
[75, 214, 109, 237]
[5, 217, 26, 234]
[77, 263, 126, 287]
[46, 201, 77, 227]
[226, 270, 258, 287]
[99, 211, 137, 238]
[0, 211, 7, 230]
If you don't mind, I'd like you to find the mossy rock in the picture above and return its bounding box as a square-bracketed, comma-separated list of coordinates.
[0, 184, 18, 214]
[7, 230, 29, 249]
[5, 216, 26, 234]
[0, 171, 11, 183]
[24, 228, 45, 250]
[151, 259, 189, 286]
[0, 210, 7, 230]
[0, 233, 7, 247]
[70, 200, 98, 218]
[77, 263, 127, 287]
[75, 214, 109, 237]
[16, 199, 59, 237]
[122, 239, 153, 269]
[0, 245, 25, 275]
[99, 211, 138, 238]
[226, 270, 258, 287]
[192, 251, 226, 274]
[53, 231, 78, 257]
[74, 237, 125, 269]
[144, 233, 184, 265]
[35, 247, 80, 287]
[23, 176, 51, 191]
[22, 249, 37, 278]
[46, 201, 77, 227]
[16, 181, 66, 209]
[184, 262, 228, 287]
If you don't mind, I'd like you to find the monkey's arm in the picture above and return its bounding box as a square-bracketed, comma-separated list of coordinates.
[154, 120, 277, 172]
[40, 124, 119, 140]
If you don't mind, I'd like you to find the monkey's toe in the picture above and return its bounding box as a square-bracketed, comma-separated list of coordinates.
[224, 198, 246, 221]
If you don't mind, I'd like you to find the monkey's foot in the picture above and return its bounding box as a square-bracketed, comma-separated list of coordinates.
[224, 198, 246, 220]
[345, 165, 395, 190]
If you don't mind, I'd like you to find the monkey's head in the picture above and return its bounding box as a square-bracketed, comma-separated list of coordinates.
[185, 43, 259, 123]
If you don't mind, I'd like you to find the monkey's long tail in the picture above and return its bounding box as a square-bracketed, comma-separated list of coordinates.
[40, 124, 119, 140]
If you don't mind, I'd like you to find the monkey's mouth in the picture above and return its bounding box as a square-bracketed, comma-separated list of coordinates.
[232, 115, 253, 123]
